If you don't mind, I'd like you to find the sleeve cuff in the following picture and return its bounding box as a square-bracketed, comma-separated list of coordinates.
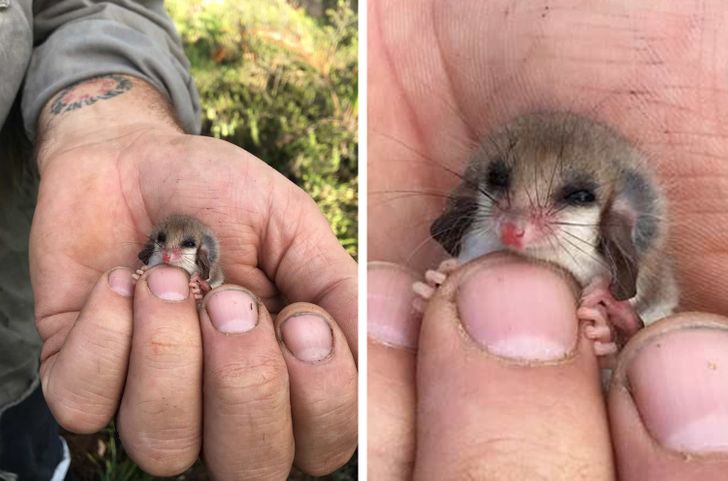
[21, 19, 201, 140]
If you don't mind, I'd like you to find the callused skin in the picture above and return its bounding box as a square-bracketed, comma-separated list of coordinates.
[31, 74, 358, 478]
[368, 1, 728, 479]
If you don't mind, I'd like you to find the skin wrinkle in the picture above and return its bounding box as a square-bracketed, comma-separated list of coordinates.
[429, 1, 479, 144]
[375, 3, 728, 310]
[372, 0, 430, 165]
[25, 71, 357, 477]
[263, 184, 302, 290]
[371, 4, 728, 480]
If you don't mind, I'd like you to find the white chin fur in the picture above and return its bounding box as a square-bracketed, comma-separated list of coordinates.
[146, 249, 200, 276]
[459, 205, 605, 285]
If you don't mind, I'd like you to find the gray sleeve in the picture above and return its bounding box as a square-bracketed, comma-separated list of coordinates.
[21, 0, 201, 140]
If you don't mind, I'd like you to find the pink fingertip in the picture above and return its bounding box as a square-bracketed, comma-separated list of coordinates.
[628, 328, 728, 454]
[457, 260, 578, 361]
[368, 262, 421, 349]
[280, 314, 333, 363]
[108, 268, 134, 297]
[206, 289, 258, 334]
[146, 266, 189, 301]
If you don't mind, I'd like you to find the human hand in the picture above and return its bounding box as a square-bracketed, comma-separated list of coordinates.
[30, 76, 357, 478]
[368, 0, 728, 312]
[369, 1, 728, 478]
[368, 256, 728, 480]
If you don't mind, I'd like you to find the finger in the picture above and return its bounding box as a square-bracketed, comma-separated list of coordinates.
[39, 267, 134, 433]
[117, 265, 202, 476]
[367, 262, 421, 480]
[261, 184, 358, 358]
[200, 286, 293, 481]
[368, 0, 467, 273]
[130, 137, 356, 355]
[275, 302, 358, 475]
[609, 313, 728, 480]
[415, 253, 613, 479]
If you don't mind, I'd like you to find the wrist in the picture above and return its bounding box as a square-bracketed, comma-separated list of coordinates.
[35, 74, 183, 173]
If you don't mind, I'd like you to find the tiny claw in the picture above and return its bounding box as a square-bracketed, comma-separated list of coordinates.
[438, 258, 460, 274]
[425, 269, 447, 286]
[584, 324, 612, 342]
[133, 266, 149, 283]
[413, 281, 435, 300]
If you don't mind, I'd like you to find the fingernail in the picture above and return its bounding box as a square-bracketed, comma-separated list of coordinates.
[458, 260, 577, 361]
[108, 268, 133, 297]
[280, 314, 333, 362]
[628, 328, 728, 453]
[367, 262, 421, 349]
[206, 289, 258, 333]
[146, 266, 190, 301]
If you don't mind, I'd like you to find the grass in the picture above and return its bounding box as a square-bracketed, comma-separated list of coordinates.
[65, 426, 357, 480]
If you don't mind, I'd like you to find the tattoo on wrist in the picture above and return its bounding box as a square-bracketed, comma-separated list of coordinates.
[49, 75, 132, 115]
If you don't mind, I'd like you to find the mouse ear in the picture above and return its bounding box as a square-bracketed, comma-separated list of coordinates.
[196, 234, 218, 280]
[599, 207, 639, 301]
[430, 186, 479, 257]
[138, 240, 155, 265]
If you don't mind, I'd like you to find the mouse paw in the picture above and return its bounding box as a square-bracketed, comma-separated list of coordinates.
[581, 276, 643, 337]
[190, 283, 203, 301]
[578, 304, 618, 368]
[132, 265, 150, 283]
[189, 273, 212, 302]
[412, 258, 460, 313]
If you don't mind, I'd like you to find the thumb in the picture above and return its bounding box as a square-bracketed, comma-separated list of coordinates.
[414, 253, 613, 479]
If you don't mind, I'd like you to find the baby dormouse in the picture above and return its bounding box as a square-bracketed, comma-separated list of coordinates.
[135, 214, 224, 301]
[416, 112, 678, 358]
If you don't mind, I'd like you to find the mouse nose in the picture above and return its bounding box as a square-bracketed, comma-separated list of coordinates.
[161, 248, 180, 263]
[500, 221, 525, 247]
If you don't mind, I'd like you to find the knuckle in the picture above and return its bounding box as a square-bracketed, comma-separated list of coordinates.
[299, 440, 356, 476]
[123, 428, 201, 477]
[45, 377, 115, 434]
[207, 354, 289, 409]
[140, 326, 201, 368]
[293, 374, 358, 475]
[48, 396, 111, 434]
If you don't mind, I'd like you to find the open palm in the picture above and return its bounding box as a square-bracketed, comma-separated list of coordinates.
[369, 0, 728, 314]
[31, 127, 357, 477]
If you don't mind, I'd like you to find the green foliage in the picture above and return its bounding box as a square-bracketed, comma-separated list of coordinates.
[83, 425, 153, 481]
[167, 0, 358, 257]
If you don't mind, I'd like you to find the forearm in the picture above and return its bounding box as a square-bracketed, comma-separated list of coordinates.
[35, 75, 182, 173]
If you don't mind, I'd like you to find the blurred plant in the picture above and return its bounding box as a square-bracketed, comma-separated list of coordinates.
[167, 0, 358, 256]
[82, 425, 153, 481]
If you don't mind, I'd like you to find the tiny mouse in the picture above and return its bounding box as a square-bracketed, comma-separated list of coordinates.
[134, 214, 224, 301]
[414, 112, 678, 361]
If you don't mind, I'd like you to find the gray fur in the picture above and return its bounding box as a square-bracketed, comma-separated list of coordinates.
[431, 111, 678, 324]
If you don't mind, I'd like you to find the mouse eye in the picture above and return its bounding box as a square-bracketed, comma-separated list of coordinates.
[563, 189, 596, 205]
[486, 160, 510, 191]
[156, 232, 166, 244]
[181, 239, 196, 248]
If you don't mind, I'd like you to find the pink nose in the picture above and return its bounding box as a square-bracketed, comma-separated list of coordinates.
[500, 222, 525, 247]
[162, 249, 180, 263]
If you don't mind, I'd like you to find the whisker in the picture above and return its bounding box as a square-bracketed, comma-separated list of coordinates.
[561, 229, 598, 249]
[547, 226, 583, 271]
[559, 234, 609, 270]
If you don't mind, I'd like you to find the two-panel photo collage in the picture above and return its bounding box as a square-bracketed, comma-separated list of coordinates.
[1, 1, 727, 480]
